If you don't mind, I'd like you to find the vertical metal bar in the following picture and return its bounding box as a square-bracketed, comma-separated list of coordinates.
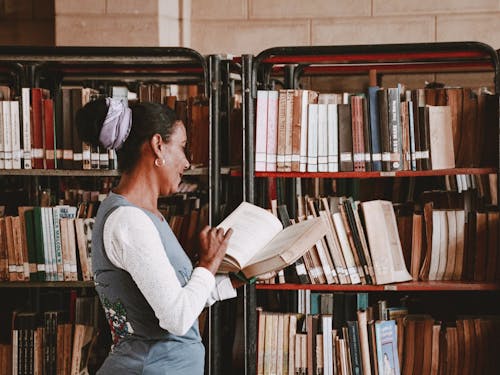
[242, 54, 255, 205]
[283, 65, 297, 218]
[208, 54, 222, 375]
[221, 59, 231, 166]
[241, 54, 257, 375]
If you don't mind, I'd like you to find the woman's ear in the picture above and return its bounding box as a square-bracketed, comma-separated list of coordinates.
[149, 133, 164, 157]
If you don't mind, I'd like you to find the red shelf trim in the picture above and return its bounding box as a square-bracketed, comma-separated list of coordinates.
[299, 62, 493, 74]
[262, 50, 491, 65]
[256, 281, 500, 292]
[49, 66, 204, 74]
[230, 167, 497, 178]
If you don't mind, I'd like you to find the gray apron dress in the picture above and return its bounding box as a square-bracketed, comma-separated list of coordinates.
[92, 192, 204, 374]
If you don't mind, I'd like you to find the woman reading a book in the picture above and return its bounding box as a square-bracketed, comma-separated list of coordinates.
[76, 98, 237, 374]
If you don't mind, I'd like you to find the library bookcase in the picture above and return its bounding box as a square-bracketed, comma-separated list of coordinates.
[240, 42, 500, 374]
[0, 46, 231, 374]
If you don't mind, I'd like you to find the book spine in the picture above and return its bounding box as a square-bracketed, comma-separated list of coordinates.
[255, 90, 268, 172]
[338, 104, 353, 172]
[387, 87, 403, 171]
[21, 88, 32, 169]
[368, 86, 382, 171]
[265, 91, 279, 172]
[2, 101, 12, 169]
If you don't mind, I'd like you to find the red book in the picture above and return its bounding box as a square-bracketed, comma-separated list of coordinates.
[30, 89, 47, 169]
[42, 98, 55, 169]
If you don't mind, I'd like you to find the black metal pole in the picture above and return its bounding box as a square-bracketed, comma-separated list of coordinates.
[241, 54, 257, 375]
[208, 54, 222, 375]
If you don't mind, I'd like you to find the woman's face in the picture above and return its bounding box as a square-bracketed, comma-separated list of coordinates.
[159, 122, 190, 196]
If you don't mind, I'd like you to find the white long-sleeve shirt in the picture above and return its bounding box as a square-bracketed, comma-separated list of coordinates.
[102, 206, 236, 336]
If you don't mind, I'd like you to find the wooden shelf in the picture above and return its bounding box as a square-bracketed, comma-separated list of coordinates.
[0, 166, 209, 177]
[255, 281, 500, 292]
[0, 281, 95, 288]
[230, 167, 497, 178]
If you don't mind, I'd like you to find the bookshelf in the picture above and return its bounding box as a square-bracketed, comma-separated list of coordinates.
[0, 46, 223, 374]
[241, 42, 500, 375]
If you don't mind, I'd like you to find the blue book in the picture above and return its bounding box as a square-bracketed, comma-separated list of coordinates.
[374, 320, 400, 375]
[368, 86, 382, 171]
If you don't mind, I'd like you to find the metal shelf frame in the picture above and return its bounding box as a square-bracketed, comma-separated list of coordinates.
[241, 41, 500, 375]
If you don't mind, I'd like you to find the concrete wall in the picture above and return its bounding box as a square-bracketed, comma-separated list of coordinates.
[55, 0, 162, 46]
[0, 0, 54, 45]
[190, 0, 500, 55]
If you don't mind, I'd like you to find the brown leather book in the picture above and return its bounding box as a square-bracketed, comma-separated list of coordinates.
[422, 317, 434, 375]
[456, 88, 478, 167]
[400, 101, 411, 170]
[486, 211, 499, 281]
[0, 217, 7, 281]
[445, 88, 464, 162]
[419, 202, 433, 281]
[188, 97, 209, 167]
[430, 323, 441, 375]
[480, 93, 499, 167]
[410, 212, 424, 281]
[377, 89, 391, 171]
[350, 95, 366, 172]
[31, 88, 50, 169]
[474, 211, 488, 281]
[338, 103, 353, 172]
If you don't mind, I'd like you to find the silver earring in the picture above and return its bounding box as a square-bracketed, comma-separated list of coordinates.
[154, 158, 166, 167]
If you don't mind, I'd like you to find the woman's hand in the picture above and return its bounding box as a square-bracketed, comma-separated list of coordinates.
[197, 226, 233, 274]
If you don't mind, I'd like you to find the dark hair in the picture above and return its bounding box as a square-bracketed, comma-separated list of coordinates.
[76, 98, 179, 172]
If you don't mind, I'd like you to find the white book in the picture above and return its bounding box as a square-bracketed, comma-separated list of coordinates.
[52, 206, 66, 281]
[332, 212, 361, 284]
[67, 218, 78, 280]
[266, 91, 279, 171]
[45, 207, 58, 282]
[327, 104, 339, 172]
[307, 104, 318, 172]
[361, 200, 412, 284]
[41, 207, 53, 280]
[2, 101, 11, 169]
[299, 90, 311, 172]
[10, 101, 21, 169]
[317, 104, 328, 172]
[255, 90, 268, 171]
[322, 315, 333, 375]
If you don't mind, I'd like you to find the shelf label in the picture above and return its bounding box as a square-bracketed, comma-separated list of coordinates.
[384, 285, 398, 291]
[380, 171, 396, 177]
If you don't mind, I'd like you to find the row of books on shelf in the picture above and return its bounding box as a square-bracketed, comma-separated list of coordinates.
[0, 83, 210, 171]
[260, 190, 499, 286]
[256, 301, 500, 375]
[254, 86, 498, 173]
[0, 205, 94, 282]
[0, 295, 99, 375]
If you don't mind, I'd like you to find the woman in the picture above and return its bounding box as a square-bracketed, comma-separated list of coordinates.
[76, 98, 236, 374]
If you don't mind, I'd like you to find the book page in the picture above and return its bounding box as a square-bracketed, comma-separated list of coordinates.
[217, 202, 282, 269]
[247, 218, 321, 265]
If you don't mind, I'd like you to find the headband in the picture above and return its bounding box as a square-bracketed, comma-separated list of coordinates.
[98, 98, 132, 150]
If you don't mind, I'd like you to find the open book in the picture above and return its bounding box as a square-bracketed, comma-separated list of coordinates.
[217, 202, 328, 278]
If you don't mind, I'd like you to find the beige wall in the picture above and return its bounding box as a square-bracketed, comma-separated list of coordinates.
[190, 0, 500, 55]
[2, 0, 499, 54]
[0, 0, 54, 45]
[54, 0, 182, 46]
